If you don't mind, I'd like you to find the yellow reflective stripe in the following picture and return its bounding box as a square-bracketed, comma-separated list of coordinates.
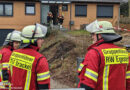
[10, 65, 13, 77]
[85, 68, 98, 82]
[126, 71, 130, 79]
[37, 71, 50, 81]
[2, 63, 9, 69]
[103, 65, 110, 90]
[0, 64, 2, 70]
[23, 39, 35, 44]
[0, 54, 2, 60]
[78, 63, 84, 72]
[24, 71, 31, 90]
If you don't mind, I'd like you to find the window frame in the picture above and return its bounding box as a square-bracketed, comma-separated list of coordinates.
[25, 3, 35, 15]
[62, 4, 68, 11]
[97, 5, 113, 18]
[75, 4, 87, 17]
[0, 3, 13, 17]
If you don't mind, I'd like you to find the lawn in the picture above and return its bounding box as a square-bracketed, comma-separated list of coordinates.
[67, 30, 90, 36]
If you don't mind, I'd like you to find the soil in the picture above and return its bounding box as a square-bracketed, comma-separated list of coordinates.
[40, 30, 130, 89]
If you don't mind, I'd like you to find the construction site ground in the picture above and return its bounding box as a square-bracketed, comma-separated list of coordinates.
[39, 30, 130, 89]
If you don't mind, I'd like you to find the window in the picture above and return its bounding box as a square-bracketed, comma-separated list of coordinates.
[25, 3, 35, 15]
[62, 4, 68, 11]
[0, 3, 13, 16]
[75, 5, 87, 17]
[97, 5, 113, 18]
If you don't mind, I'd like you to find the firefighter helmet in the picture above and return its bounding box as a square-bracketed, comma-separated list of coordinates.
[86, 20, 122, 42]
[3, 31, 21, 45]
[20, 23, 47, 48]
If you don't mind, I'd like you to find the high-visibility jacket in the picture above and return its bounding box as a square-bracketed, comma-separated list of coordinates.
[126, 56, 130, 90]
[78, 40, 130, 90]
[9, 45, 50, 90]
[0, 46, 13, 89]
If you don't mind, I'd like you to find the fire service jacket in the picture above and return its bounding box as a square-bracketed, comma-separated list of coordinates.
[0, 46, 13, 89]
[9, 45, 50, 90]
[78, 40, 130, 90]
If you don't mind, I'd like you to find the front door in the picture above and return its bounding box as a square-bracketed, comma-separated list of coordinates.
[41, 4, 49, 24]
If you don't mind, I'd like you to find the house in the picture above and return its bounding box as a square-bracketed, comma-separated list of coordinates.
[0, 0, 122, 30]
[69, 0, 122, 30]
[0, 0, 122, 45]
[42, 0, 122, 30]
[0, 0, 40, 45]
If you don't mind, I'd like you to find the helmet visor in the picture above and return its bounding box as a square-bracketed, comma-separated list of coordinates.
[3, 41, 9, 46]
[35, 23, 47, 38]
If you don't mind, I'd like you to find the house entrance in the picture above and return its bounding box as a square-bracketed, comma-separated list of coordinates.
[41, 4, 59, 25]
[50, 4, 59, 25]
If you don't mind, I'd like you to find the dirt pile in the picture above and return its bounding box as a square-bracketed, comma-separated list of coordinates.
[49, 40, 76, 63]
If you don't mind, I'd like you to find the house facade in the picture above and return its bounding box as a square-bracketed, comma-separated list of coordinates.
[0, 0, 40, 45]
[0, 0, 122, 31]
[0, 0, 40, 30]
[41, 0, 122, 30]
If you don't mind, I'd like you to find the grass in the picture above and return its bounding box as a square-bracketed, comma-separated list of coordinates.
[67, 30, 90, 36]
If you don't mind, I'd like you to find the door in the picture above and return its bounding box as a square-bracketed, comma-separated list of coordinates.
[50, 4, 59, 25]
[41, 4, 50, 24]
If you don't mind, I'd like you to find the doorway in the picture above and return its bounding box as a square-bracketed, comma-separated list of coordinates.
[50, 4, 59, 25]
[41, 4, 59, 25]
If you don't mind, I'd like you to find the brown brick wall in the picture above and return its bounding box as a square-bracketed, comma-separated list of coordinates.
[0, 1, 40, 30]
[60, 3, 120, 30]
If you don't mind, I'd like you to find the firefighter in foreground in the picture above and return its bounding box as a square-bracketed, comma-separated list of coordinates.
[9, 24, 50, 90]
[0, 31, 21, 89]
[78, 20, 130, 90]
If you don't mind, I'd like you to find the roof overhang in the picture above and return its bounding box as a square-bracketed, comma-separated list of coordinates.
[71, 0, 122, 3]
[41, 0, 70, 4]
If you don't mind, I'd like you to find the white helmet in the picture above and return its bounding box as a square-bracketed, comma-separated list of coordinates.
[86, 20, 115, 34]
[21, 23, 47, 40]
[3, 30, 21, 45]
[86, 20, 122, 42]
[20, 23, 47, 48]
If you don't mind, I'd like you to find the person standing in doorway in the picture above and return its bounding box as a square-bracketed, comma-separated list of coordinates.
[57, 13, 64, 29]
[47, 12, 53, 29]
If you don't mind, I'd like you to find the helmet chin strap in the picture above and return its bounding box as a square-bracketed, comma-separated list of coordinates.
[96, 34, 99, 41]
[32, 24, 37, 39]
[96, 34, 103, 41]
[31, 24, 38, 46]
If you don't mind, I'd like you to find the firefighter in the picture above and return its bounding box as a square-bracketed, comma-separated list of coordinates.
[78, 20, 130, 90]
[0, 31, 21, 89]
[9, 23, 50, 90]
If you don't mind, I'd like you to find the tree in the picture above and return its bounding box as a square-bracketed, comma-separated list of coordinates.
[120, 2, 128, 17]
[129, 0, 130, 17]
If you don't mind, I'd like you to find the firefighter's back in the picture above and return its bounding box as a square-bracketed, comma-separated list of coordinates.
[10, 47, 47, 90]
